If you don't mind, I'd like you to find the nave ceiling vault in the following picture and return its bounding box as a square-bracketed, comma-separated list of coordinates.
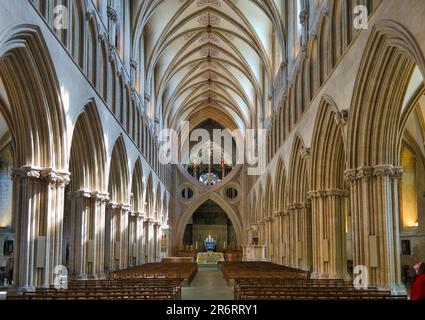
[134, 0, 286, 131]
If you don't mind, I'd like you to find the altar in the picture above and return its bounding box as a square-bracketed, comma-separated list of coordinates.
[196, 252, 225, 266]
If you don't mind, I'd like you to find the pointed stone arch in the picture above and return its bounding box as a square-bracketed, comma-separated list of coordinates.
[68, 101, 107, 192]
[105, 135, 130, 271]
[131, 158, 144, 214]
[0, 25, 68, 290]
[175, 193, 243, 249]
[145, 173, 154, 218]
[65, 101, 108, 277]
[274, 156, 287, 265]
[128, 158, 145, 266]
[346, 20, 425, 292]
[288, 134, 311, 271]
[108, 136, 130, 205]
[309, 96, 349, 279]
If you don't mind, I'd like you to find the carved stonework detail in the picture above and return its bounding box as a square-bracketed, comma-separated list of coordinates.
[345, 165, 404, 183]
[335, 110, 349, 126]
[197, 13, 221, 26]
[309, 189, 349, 199]
[107, 6, 117, 22]
[197, 0, 222, 8]
[12, 166, 41, 180]
[130, 58, 138, 70]
[199, 46, 220, 57]
[299, 9, 309, 26]
[301, 147, 310, 160]
[199, 32, 220, 44]
[86, 10, 95, 21]
[183, 31, 197, 41]
[92, 192, 110, 203]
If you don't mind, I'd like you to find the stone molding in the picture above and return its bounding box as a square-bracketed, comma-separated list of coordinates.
[12, 166, 71, 187]
[345, 165, 404, 182]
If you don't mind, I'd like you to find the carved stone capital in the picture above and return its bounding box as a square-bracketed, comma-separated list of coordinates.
[91, 192, 110, 203]
[106, 202, 119, 210]
[335, 110, 349, 126]
[357, 167, 374, 181]
[344, 169, 358, 183]
[85, 10, 95, 21]
[135, 212, 145, 219]
[301, 147, 310, 160]
[289, 202, 311, 210]
[68, 190, 92, 200]
[299, 9, 309, 25]
[130, 58, 138, 70]
[346, 165, 404, 183]
[99, 32, 108, 43]
[107, 6, 118, 22]
[309, 189, 349, 198]
[12, 166, 41, 180]
[373, 165, 403, 178]
[41, 169, 71, 187]
[119, 204, 132, 213]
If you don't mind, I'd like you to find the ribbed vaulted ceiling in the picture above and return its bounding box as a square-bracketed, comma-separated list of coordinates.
[134, 0, 285, 131]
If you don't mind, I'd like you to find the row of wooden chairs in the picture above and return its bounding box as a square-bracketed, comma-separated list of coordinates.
[7, 278, 183, 300]
[233, 276, 407, 300]
[221, 262, 309, 284]
[108, 263, 198, 285]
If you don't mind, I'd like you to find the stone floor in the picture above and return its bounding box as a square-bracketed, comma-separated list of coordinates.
[181, 268, 234, 300]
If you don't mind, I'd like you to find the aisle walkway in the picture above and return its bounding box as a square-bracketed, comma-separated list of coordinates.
[182, 268, 234, 300]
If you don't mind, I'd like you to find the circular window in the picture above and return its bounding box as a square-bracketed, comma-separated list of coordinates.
[226, 187, 238, 200]
[181, 187, 194, 200]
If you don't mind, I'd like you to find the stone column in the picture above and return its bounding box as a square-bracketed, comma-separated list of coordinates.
[288, 206, 297, 268]
[105, 203, 130, 271]
[274, 212, 284, 265]
[68, 190, 91, 278]
[143, 218, 149, 263]
[155, 221, 162, 262]
[265, 218, 271, 262]
[119, 205, 131, 270]
[309, 189, 350, 279]
[107, 5, 118, 45]
[127, 212, 136, 267]
[150, 219, 156, 262]
[281, 211, 289, 266]
[145, 218, 155, 262]
[136, 213, 144, 265]
[288, 202, 311, 271]
[258, 221, 265, 247]
[68, 190, 109, 279]
[160, 224, 171, 259]
[345, 165, 405, 294]
[91, 192, 109, 278]
[12, 166, 70, 291]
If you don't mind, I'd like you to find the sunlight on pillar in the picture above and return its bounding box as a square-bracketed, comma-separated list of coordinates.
[401, 145, 419, 229]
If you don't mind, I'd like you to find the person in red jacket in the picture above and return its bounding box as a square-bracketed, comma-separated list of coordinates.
[411, 262, 425, 300]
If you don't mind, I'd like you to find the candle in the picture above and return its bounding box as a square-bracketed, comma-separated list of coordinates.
[195, 241, 198, 250]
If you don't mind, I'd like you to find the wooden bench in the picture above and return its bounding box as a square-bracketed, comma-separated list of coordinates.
[108, 262, 198, 285]
[7, 277, 184, 300]
[221, 262, 309, 285]
[234, 278, 407, 300]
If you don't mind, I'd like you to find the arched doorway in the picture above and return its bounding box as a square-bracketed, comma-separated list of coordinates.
[183, 200, 238, 252]
[175, 193, 244, 254]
